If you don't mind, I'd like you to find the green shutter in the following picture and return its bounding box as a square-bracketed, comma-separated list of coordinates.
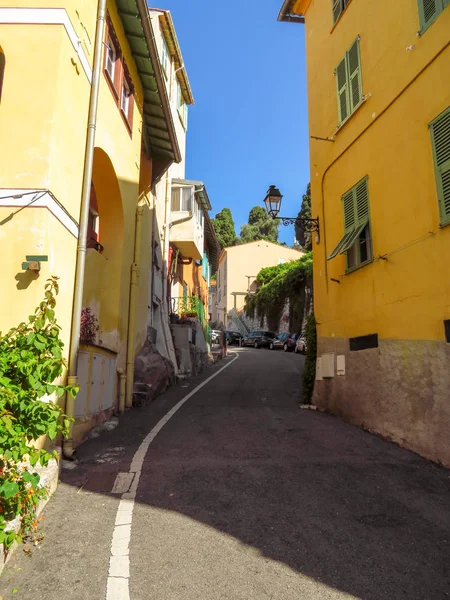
[332, 0, 342, 23]
[444, 0, 450, 7]
[355, 177, 369, 224]
[418, 0, 441, 31]
[347, 38, 363, 112]
[342, 190, 356, 230]
[430, 107, 450, 225]
[336, 57, 350, 125]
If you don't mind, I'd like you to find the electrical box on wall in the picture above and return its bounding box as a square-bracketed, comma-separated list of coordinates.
[337, 355, 346, 376]
[321, 353, 335, 378]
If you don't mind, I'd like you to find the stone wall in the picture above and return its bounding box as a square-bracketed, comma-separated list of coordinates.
[314, 336, 450, 467]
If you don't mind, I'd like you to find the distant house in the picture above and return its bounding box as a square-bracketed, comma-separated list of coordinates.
[216, 241, 304, 332]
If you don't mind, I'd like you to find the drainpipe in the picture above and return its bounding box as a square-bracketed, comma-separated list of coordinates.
[125, 204, 144, 408]
[117, 368, 126, 413]
[63, 0, 107, 459]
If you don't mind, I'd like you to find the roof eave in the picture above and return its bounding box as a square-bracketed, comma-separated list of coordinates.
[278, 0, 306, 22]
[158, 11, 194, 105]
[133, 0, 182, 163]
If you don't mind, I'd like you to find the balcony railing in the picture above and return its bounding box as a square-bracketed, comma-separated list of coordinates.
[171, 296, 212, 345]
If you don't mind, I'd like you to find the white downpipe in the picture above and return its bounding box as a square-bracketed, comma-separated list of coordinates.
[63, 0, 107, 458]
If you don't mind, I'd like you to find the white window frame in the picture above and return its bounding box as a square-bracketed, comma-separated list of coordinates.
[171, 186, 194, 212]
[106, 36, 116, 81]
[121, 79, 130, 116]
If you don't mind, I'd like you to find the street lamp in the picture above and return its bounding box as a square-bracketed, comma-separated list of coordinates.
[263, 185, 320, 242]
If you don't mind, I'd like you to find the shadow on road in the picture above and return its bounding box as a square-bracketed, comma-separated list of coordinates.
[8, 350, 450, 599]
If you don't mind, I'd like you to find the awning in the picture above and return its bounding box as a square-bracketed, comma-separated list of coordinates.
[327, 219, 368, 261]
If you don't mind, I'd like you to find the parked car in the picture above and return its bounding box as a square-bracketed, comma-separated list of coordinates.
[242, 330, 276, 348]
[295, 336, 307, 354]
[225, 331, 244, 346]
[269, 332, 299, 352]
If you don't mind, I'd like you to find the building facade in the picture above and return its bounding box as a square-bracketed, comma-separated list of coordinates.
[216, 241, 304, 332]
[279, 0, 450, 465]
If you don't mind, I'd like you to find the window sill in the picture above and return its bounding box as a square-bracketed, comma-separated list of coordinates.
[440, 217, 450, 228]
[345, 258, 373, 275]
[330, 0, 354, 33]
[335, 97, 367, 135]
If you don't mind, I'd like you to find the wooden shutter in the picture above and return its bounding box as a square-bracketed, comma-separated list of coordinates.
[336, 57, 349, 124]
[347, 38, 363, 112]
[418, 0, 440, 30]
[430, 108, 450, 224]
[343, 190, 356, 230]
[332, 0, 342, 23]
[355, 178, 369, 224]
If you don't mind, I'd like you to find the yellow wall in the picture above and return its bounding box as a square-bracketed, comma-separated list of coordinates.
[303, 0, 450, 342]
[0, 0, 154, 442]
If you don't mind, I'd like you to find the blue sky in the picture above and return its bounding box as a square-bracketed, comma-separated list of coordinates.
[161, 0, 309, 245]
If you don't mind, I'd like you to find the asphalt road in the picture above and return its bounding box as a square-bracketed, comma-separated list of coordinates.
[1, 348, 449, 599]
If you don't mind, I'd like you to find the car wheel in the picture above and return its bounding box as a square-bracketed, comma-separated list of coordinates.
[254, 341, 258, 349]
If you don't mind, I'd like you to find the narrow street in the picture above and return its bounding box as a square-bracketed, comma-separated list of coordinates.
[1, 349, 449, 600]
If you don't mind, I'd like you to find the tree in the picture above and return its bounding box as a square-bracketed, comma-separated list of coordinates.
[240, 206, 279, 244]
[211, 208, 237, 249]
[295, 183, 312, 251]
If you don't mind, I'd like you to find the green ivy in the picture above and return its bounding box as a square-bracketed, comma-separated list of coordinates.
[0, 276, 76, 548]
[302, 313, 317, 404]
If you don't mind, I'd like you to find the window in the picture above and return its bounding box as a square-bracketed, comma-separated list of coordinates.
[120, 77, 134, 127]
[103, 15, 134, 133]
[121, 80, 130, 114]
[430, 107, 450, 226]
[171, 186, 193, 211]
[183, 282, 188, 298]
[332, 0, 351, 24]
[0, 50, 5, 102]
[418, 0, 449, 33]
[327, 177, 372, 271]
[105, 36, 117, 81]
[335, 37, 363, 126]
[161, 37, 170, 77]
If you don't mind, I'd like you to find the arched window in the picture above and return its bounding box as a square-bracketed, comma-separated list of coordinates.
[0, 49, 5, 102]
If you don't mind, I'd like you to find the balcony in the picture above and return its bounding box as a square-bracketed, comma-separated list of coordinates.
[171, 296, 212, 345]
[170, 179, 211, 260]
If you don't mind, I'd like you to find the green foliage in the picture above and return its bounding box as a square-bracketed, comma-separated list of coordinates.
[295, 183, 312, 251]
[245, 253, 312, 331]
[0, 277, 75, 548]
[302, 313, 317, 404]
[211, 208, 237, 249]
[240, 206, 279, 244]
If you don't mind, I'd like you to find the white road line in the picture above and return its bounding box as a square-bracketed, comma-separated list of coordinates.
[105, 352, 239, 600]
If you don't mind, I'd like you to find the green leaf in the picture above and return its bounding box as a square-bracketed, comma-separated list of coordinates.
[12, 586, 19, 593]
[0, 531, 6, 543]
[34, 340, 45, 351]
[46, 384, 56, 394]
[1, 481, 19, 499]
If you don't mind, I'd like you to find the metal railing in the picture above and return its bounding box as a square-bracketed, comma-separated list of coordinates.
[171, 296, 212, 345]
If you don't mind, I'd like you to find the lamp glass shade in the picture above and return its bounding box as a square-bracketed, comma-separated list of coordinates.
[264, 185, 283, 218]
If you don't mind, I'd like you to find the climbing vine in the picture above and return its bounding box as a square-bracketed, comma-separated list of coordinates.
[0, 277, 76, 548]
[245, 252, 312, 332]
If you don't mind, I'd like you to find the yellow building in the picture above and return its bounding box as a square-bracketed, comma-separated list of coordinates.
[216, 241, 304, 332]
[279, 0, 450, 465]
[0, 0, 180, 451]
